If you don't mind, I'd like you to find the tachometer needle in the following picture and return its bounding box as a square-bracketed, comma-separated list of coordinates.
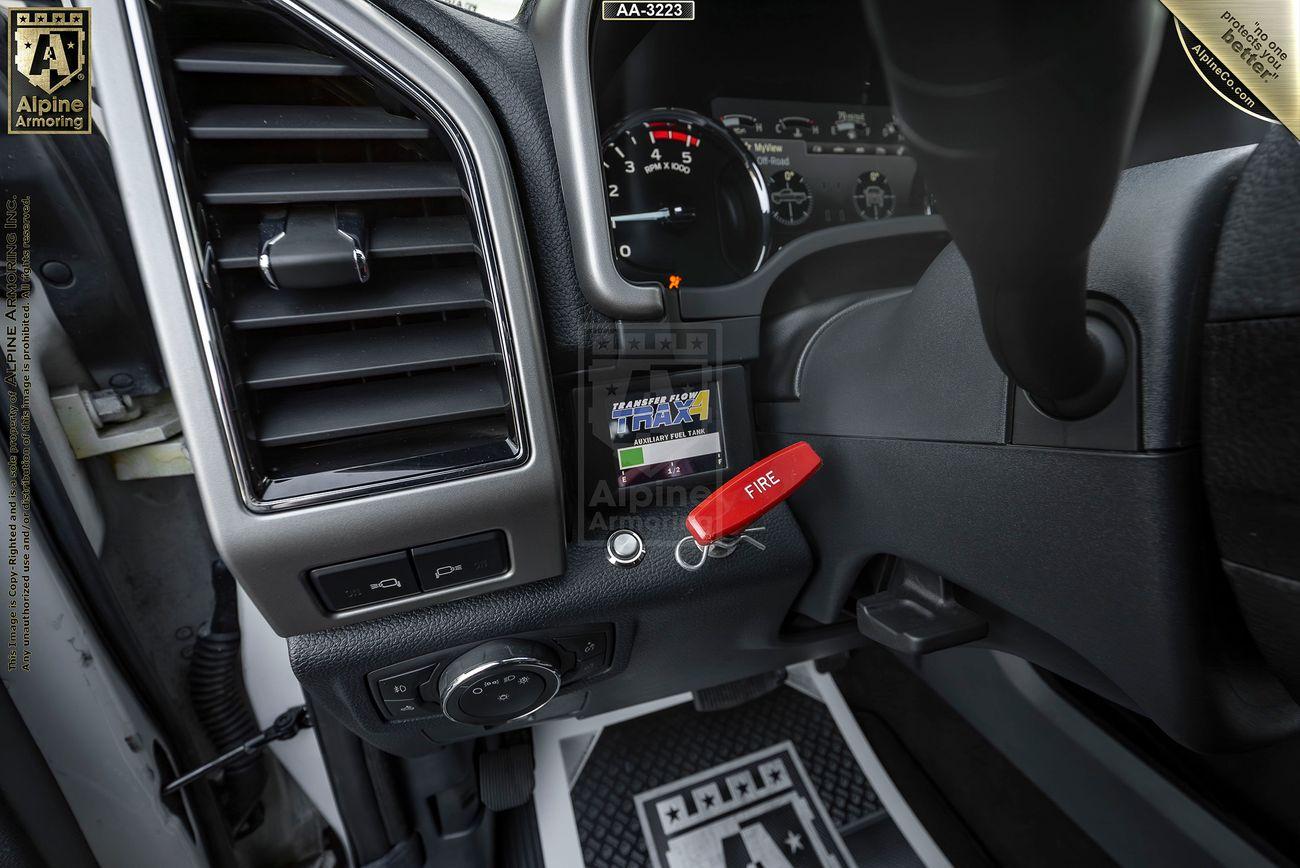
[611, 209, 670, 225]
[610, 205, 695, 226]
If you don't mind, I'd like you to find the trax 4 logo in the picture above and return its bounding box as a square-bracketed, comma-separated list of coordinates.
[610, 389, 710, 436]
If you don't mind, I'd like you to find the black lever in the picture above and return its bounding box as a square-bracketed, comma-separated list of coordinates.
[863, 0, 1163, 418]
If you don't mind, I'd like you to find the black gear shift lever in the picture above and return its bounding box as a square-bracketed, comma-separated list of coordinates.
[863, 0, 1164, 418]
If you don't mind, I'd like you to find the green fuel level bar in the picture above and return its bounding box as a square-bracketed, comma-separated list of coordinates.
[618, 432, 720, 470]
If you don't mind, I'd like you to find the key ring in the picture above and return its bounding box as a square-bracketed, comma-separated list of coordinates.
[675, 527, 767, 571]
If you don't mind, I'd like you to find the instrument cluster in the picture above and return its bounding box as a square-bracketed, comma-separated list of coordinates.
[600, 97, 930, 288]
[589, 0, 923, 288]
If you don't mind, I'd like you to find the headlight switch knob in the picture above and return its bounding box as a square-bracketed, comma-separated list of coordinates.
[438, 639, 561, 726]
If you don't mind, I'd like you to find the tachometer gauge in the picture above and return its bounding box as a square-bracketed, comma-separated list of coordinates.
[853, 170, 896, 220]
[768, 170, 813, 226]
[602, 109, 769, 287]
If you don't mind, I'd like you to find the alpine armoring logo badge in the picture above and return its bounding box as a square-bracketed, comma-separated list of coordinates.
[7, 8, 92, 135]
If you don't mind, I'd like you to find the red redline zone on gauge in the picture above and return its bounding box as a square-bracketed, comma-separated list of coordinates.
[646, 123, 700, 147]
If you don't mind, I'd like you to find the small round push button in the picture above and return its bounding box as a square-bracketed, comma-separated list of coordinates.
[606, 530, 645, 568]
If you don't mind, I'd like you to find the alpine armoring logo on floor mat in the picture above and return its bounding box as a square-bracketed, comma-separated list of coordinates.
[634, 741, 854, 868]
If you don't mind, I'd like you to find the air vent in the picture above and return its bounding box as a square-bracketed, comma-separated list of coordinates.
[153, 1, 523, 505]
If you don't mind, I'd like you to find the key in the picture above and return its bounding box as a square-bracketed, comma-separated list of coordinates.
[675, 442, 822, 570]
[687, 441, 823, 545]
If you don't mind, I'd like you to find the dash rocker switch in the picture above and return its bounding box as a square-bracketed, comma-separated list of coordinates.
[310, 552, 418, 612]
[555, 633, 607, 664]
[554, 631, 611, 682]
[412, 531, 509, 592]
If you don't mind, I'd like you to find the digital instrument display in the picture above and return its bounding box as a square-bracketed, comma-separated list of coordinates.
[712, 97, 929, 242]
[606, 382, 725, 488]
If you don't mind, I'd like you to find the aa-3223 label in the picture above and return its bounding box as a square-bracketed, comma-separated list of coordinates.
[601, 1, 695, 21]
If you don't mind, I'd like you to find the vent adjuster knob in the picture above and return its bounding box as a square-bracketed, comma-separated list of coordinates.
[257, 206, 370, 291]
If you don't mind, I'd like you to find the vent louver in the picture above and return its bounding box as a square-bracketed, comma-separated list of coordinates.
[155, 1, 523, 505]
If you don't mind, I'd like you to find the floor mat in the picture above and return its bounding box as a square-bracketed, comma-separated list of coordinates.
[549, 680, 925, 868]
[834, 645, 1116, 868]
[634, 741, 854, 867]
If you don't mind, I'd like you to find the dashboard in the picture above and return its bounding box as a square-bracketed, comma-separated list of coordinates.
[27, 0, 1297, 863]
[591, 0, 927, 288]
[89, 0, 1283, 766]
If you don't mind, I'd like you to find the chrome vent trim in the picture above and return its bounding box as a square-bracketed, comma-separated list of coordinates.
[145, 0, 531, 512]
[109, 0, 564, 635]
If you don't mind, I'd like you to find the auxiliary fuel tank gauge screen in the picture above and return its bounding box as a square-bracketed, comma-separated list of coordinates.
[607, 382, 725, 488]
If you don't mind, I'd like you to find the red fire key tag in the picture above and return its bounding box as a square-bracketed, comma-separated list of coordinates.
[686, 441, 823, 545]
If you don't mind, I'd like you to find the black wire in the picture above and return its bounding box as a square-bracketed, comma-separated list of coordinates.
[0, 367, 241, 868]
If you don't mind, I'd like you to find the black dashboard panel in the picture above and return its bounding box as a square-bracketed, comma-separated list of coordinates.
[288, 500, 866, 756]
[374, 0, 601, 363]
[591, 0, 883, 124]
